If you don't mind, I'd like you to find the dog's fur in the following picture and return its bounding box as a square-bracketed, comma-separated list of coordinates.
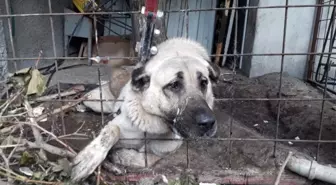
[72, 37, 220, 182]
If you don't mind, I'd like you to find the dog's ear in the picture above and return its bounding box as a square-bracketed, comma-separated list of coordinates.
[131, 66, 150, 92]
[207, 60, 220, 83]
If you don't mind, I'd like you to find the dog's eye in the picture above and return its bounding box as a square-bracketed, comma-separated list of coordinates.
[200, 78, 208, 88]
[168, 81, 182, 92]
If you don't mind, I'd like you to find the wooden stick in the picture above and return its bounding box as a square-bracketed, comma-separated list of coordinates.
[32, 85, 85, 103]
[12, 137, 75, 158]
[35, 96, 87, 123]
[23, 99, 77, 155]
[0, 166, 63, 185]
[274, 151, 293, 185]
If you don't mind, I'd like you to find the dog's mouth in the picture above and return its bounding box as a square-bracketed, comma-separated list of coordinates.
[171, 126, 182, 137]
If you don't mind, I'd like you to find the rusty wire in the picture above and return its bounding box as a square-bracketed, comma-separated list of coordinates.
[1, 1, 336, 184]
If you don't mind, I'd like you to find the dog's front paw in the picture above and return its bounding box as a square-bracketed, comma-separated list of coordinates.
[70, 124, 120, 183]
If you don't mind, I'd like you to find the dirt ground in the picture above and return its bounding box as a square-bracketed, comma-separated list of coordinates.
[213, 69, 336, 165]
[39, 65, 336, 185]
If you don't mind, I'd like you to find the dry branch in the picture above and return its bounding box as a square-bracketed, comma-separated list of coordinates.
[0, 89, 24, 118]
[0, 125, 16, 134]
[12, 138, 75, 158]
[32, 85, 85, 103]
[35, 96, 87, 123]
[22, 99, 77, 158]
[0, 166, 63, 185]
[274, 151, 293, 185]
[22, 121, 76, 155]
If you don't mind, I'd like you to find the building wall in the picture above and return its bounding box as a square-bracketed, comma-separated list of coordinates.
[0, 0, 217, 72]
[0, 0, 70, 72]
[241, 0, 316, 79]
[165, 0, 217, 55]
[102, 0, 217, 55]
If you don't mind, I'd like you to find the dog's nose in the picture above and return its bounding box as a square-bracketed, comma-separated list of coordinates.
[196, 113, 216, 130]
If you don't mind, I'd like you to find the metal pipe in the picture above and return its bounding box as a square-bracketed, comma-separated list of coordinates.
[1, 4, 336, 18]
[221, 0, 236, 66]
[4, 0, 17, 71]
[287, 156, 336, 184]
[239, 0, 250, 69]
[4, 51, 336, 62]
[316, 2, 336, 161]
[307, 0, 324, 81]
[274, 0, 289, 156]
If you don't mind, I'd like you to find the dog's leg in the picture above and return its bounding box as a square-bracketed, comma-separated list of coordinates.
[70, 119, 121, 183]
[111, 148, 161, 168]
[147, 131, 183, 157]
[111, 131, 183, 168]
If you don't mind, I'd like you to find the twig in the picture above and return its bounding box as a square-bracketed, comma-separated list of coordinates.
[0, 166, 63, 185]
[96, 165, 101, 185]
[274, 151, 293, 185]
[12, 138, 75, 158]
[0, 149, 11, 183]
[23, 99, 76, 155]
[0, 84, 12, 100]
[35, 96, 87, 122]
[46, 122, 88, 142]
[0, 125, 16, 134]
[23, 99, 47, 160]
[35, 50, 43, 69]
[22, 121, 76, 154]
[32, 85, 85, 103]
[8, 124, 23, 160]
[0, 144, 25, 149]
[0, 112, 27, 118]
[0, 89, 23, 118]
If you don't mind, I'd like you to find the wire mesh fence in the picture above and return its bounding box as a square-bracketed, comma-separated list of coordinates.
[0, 0, 336, 185]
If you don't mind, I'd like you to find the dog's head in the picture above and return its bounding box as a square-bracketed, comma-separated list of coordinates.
[130, 38, 220, 138]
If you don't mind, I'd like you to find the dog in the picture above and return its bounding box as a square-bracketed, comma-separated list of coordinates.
[71, 37, 220, 182]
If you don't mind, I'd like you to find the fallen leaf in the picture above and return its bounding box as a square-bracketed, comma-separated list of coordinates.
[32, 106, 47, 122]
[26, 69, 46, 96]
[11, 68, 32, 87]
[15, 68, 31, 75]
[10, 68, 46, 96]
[51, 165, 63, 173]
[19, 167, 34, 176]
[33, 171, 43, 179]
[38, 149, 48, 161]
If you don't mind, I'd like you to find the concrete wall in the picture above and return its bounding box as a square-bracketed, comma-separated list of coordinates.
[241, 0, 316, 79]
[101, 0, 217, 55]
[0, 0, 70, 72]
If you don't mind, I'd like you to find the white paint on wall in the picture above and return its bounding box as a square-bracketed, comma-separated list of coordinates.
[249, 0, 315, 79]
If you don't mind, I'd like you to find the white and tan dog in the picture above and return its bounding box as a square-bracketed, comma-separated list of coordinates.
[71, 37, 220, 182]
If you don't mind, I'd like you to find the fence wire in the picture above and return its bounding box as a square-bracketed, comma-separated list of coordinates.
[1, 0, 336, 184]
